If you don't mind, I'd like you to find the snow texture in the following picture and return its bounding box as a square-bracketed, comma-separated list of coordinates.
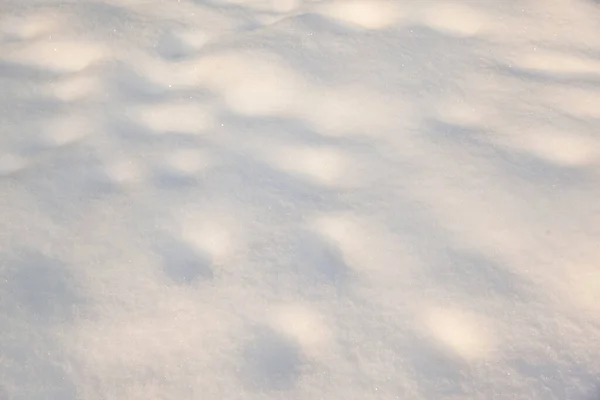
[1, 0, 600, 399]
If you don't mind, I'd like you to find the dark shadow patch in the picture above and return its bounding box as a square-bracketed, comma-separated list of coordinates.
[242, 327, 303, 391]
[426, 119, 484, 140]
[216, 145, 346, 205]
[0, 60, 64, 81]
[425, 118, 594, 188]
[3, 251, 82, 323]
[189, 0, 275, 28]
[151, 164, 202, 190]
[509, 358, 600, 399]
[280, 12, 374, 35]
[421, 118, 497, 164]
[491, 63, 600, 90]
[494, 143, 595, 188]
[214, 110, 352, 145]
[108, 117, 203, 148]
[158, 238, 213, 284]
[428, 249, 531, 301]
[0, 250, 79, 399]
[108, 61, 169, 100]
[402, 333, 470, 398]
[2, 356, 78, 400]
[0, 61, 66, 128]
[71, 1, 153, 41]
[587, 384, 600, 400]
[107, 116, 155, 143]
[156, 30, 197, 61]
[292, 231, 349, 284]
[21, 148, 118, 222]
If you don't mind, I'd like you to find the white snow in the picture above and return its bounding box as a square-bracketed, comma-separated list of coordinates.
[1, 0, 600, 399]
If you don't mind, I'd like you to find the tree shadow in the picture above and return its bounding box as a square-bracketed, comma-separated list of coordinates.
[291, 230, 350, 286]
[493, 63, 600, 89]
[241, 326, 303, 391]
[2, 250, 83, 322]
[0, 250, 81, 399]
[509, 357, 600, 400]
[401, 333, 469, 398]
[426, 249, 534, 301]
[157, 237, 214, 285]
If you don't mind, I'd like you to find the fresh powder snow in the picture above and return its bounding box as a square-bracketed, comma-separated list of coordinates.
[1, 0, 600, 399]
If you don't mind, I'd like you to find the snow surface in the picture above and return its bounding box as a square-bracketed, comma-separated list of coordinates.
[1, 0, 600, 399]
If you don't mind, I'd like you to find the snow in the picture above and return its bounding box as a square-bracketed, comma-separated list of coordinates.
[1, 0, 600, 399]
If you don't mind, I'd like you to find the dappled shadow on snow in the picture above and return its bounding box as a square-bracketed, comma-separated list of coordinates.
[0, 250, 81, 399]
[241, 326, 304, 390]
[1, 0, 600, 399]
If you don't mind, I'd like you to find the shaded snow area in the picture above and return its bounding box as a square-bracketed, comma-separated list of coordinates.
[2, 0, 600, 399]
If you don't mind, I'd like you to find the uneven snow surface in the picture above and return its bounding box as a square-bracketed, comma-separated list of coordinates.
[1, 0, 600, 399]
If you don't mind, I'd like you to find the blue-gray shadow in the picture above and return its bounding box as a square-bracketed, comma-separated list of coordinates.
[0, 250, 80, 399]
[241, 326, 303, 391]
[157, 237, 214, 285]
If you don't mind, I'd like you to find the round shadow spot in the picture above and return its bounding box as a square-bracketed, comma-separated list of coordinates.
[156, 30, 194, 61]
[243, 327, 303, 391]
[4, 251, 82, 322]
[293, 232, 349, 284]
[159, 239, 213, 285]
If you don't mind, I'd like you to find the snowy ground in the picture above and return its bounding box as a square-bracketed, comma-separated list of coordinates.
[1, 0, 600, 399]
